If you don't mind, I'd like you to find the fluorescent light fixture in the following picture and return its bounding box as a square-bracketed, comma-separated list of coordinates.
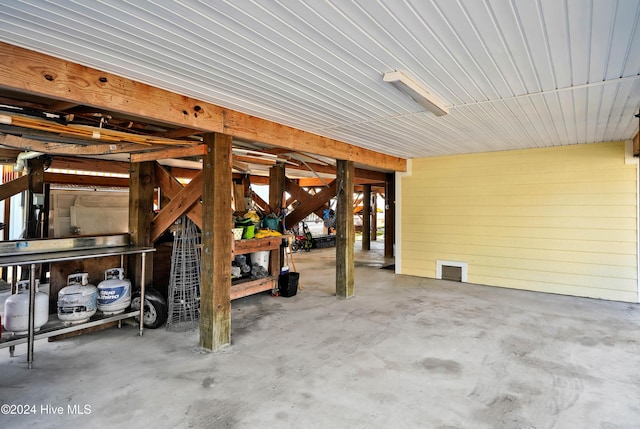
[383, 71, 449, 116]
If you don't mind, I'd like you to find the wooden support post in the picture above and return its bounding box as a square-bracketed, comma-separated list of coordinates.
[269, 164, 285, 213]
[128, 161, 155, 289]
[2, 190, 9, 281]
[43, 184, 50, 238]
[26, 159, 45, 239]
[371, 191, 378, 242]
[200, 133, 232, 351]
[336, 160, 355, 298]
[2, 200, 8, 240]
[362, 184, 371, 251]
[242, 174, 252, 211]
[384, 173, 395, 259]
[269, 164, 286, 270]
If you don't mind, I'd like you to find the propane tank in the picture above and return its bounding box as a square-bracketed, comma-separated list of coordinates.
[57, 273, 98, 325]
[4, 280, 49, 335]
[97, 268, 131, 315]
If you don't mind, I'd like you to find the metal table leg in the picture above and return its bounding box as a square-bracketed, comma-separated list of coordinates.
[139, 253, 145, 336]
[27, 263, 36, 369]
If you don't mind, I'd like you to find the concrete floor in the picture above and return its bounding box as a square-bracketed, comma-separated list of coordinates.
[1, 241, 639, 428]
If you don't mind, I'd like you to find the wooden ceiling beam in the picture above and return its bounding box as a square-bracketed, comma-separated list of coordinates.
[262, 148, 295, 156]
[130, 144, 206, 162]
[234, 155, 276, 166]
[163, 166, 199, 180]
[44, 172, 129, 188]
[47, 101, 78, 112]
[0, 42, 406, 172]
[0, 133, 151, 155]
[298, 177, 385, 187]
[0, 148, 20, 164]
[284, 160, 386, 182]
[154, 127, 202, 139]
[0, 174, 28, 201]
[50, 156, 130, 175]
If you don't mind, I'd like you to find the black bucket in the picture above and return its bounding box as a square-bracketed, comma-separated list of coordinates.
[278, 272, 299, 297]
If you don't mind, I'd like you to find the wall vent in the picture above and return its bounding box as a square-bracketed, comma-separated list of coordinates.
[436, 260, 468, 282]
[442, 265, 462, 282]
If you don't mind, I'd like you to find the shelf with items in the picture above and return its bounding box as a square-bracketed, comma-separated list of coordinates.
[231, 235, 288, 300]
[0, 234, 154, 369]
[0, 310, 138, 349]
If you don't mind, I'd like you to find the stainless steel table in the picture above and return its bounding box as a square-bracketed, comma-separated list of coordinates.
[0, 235, 154, 368]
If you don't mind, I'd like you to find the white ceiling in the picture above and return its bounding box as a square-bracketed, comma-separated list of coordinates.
[0, 0, 639, 159]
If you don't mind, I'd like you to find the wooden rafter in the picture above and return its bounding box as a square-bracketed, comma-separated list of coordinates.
[0, 42, 406, 172]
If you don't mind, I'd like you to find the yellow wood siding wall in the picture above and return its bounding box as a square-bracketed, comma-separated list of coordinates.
[399, 141, 638, 302]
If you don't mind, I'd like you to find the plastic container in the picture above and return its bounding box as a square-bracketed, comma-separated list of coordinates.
[4, 280, 49, 335]
[57, 273, 98, 325]
[232, 227, 244, 240]
[97, 268, 131, 315]
[251, 250, 270, 270]
[278, 272, 299, 297]
[263, 216, 280, 230]
[243, 224, 255, 239]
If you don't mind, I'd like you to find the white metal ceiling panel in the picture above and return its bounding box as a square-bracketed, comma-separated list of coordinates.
[0, 0, 638, 159]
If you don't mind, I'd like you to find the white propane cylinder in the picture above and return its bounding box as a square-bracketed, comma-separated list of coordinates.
[97, 268, 131, 315]
[4, 280, 49, 335]
[57, 273, 98, 324]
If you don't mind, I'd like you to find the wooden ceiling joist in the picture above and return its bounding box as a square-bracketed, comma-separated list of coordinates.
[284, 160, 387, 183]
[0, 42, 406, 172]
